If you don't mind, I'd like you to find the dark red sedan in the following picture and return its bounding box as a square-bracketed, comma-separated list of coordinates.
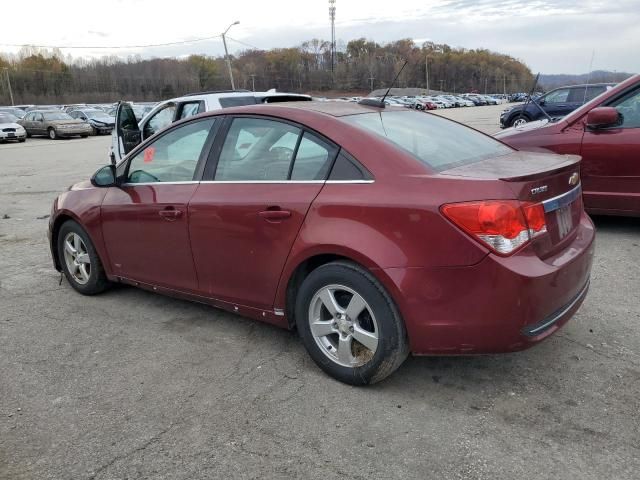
[48, 101, 595, 384]
[496, 74, 640, 216]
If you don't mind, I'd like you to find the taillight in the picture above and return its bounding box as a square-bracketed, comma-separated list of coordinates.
[441, 200, 547, 255]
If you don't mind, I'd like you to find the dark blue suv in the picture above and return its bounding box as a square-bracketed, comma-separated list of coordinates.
[499, 83, 614, 128]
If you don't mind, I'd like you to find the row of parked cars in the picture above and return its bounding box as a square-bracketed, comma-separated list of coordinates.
[0, 102, 158, 143]
[335, 93, 509, 111]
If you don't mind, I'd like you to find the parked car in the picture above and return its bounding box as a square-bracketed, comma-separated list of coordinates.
[68, 109, 115, 135]
[0, 113, 27, 143]
[0, 107, 26, 119]
[50, 101, 594, 384]
[495, 74, 640, 217]
[18, 110, 92, 139]
[500, 83, 614, 128]
[111, 90, 311, 162]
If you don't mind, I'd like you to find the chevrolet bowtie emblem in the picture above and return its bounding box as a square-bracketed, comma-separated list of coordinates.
[568, 172, 579, 186]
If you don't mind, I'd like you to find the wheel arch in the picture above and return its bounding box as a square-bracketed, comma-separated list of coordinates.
[279, 248, 405, 331]
[50, 211, 103, 272]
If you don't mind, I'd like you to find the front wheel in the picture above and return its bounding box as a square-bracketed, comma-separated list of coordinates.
[295, 261, 409, 385]
[48, 128, 57, 140]
[57, 220, 110, 295]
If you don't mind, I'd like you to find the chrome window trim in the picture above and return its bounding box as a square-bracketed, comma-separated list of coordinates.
[121, 181, 200, 187]
[119, 180, 375, 186]
[542, 183, 581, 213]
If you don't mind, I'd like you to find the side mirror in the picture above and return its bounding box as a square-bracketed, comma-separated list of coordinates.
[586, 107, 621, 129]
[91, 165, 117, 187]
[537, 98, 545, 106]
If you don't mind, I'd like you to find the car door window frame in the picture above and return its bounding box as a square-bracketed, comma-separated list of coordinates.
[176, 100, 205, 121]
[201, 115, 344, 183]
[120, 117, 220, 185]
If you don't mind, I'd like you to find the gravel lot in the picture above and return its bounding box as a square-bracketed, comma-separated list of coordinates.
[1, 106, 639, 480]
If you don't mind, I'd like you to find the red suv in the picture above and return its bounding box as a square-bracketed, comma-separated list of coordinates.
[48, 102, 595, 384]
[496, 74, 640, 216]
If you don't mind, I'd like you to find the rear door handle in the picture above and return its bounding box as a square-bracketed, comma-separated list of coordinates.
[258, 209, 292, 221]
[159, 207, 182, 221]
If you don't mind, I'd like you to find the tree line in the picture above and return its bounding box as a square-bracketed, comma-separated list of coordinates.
[0, 40, 535, 105]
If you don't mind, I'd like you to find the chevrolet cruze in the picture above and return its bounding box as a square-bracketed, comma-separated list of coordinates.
[48, 101, 595, 384]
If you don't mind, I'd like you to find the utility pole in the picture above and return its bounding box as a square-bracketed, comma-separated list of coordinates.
[439, 79, 444, 92]
[250, 74, 256, 92]
[368, 75, 375, 92]
[425, 54, 429, 93]
[329, 0, 336, 74]
[222, 21, 240, 90]
[3, 68, 14, 106]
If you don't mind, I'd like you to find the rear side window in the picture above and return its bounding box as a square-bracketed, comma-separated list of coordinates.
[219, 96, 258, 108]
[329, 152, 372, 180]
[568, 86, 606, 103]
[290, 132, 337, 180]
[343, 111, 512, 172]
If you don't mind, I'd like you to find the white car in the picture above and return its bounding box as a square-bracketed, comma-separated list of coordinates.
[111, 89, 311, 162]
[0, 113, 26, 143]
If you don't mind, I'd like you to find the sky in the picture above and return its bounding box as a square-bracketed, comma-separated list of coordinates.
[1, 0, 639, 74]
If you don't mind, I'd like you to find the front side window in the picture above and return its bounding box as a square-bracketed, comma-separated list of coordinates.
[215, 118, 301, 181]
[343, 111, 512, 172]
[178, 102, 203, 120]
[127, 119, 215, 184]
[611, 88, 640, 129]
[543, 89, 570, 104]
[143, 104, 176, 138]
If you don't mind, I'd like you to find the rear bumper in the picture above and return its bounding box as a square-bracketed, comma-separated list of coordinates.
[383, 212, 595, 355]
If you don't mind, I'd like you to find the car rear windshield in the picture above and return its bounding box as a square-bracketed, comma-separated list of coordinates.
[343, 110, 513, 172]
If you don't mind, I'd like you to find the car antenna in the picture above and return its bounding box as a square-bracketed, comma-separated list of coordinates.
[359, 60, 408, 108]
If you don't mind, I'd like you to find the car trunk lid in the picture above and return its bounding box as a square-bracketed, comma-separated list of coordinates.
[440, 151, 583, 258]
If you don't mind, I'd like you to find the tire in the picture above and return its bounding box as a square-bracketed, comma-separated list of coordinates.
[26, 131, 31, 138]
[19, 138, 25, 143]
[57, 220, 110, 295]
[295, 261, 409, 385]
[91, 127, 97, 136]
[510, 115, 530, 127]
[81, 134, 89, 138]
[48, 128, 57, 140]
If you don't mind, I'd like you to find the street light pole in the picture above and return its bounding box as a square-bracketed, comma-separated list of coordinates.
[425, 54, 429, 93]
[3, 68, 14, 106]
[222, 21, 240, 90]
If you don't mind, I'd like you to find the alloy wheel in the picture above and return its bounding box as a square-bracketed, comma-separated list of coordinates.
[308, 284, 379, 368]
[62, 232, 91, 285]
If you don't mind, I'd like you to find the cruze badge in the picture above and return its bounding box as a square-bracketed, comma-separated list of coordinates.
[531, 185, 548, 195]
[568, 172, 579, 186]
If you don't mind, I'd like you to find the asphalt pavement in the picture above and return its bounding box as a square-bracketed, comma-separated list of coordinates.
[1, 107, 639, 479]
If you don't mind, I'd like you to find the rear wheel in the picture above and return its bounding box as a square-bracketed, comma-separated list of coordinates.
[57, 220, 110, 295]
[295, 261, 409, 385]
[48, 128, 57, 140]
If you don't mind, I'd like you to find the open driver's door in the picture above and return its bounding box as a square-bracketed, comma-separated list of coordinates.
[112, 101, 141, 162]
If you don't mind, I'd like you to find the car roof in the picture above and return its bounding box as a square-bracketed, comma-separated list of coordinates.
[170, 90, 311, 102]
[227, 100, 406, 117]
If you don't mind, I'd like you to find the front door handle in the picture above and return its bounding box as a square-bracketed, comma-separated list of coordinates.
[258, 209, 292, 221]
[159, 207, 182, 221]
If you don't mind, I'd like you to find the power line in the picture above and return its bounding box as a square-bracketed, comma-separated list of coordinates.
[226, 36, 260, 50]
[0, 35, 225, 50]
